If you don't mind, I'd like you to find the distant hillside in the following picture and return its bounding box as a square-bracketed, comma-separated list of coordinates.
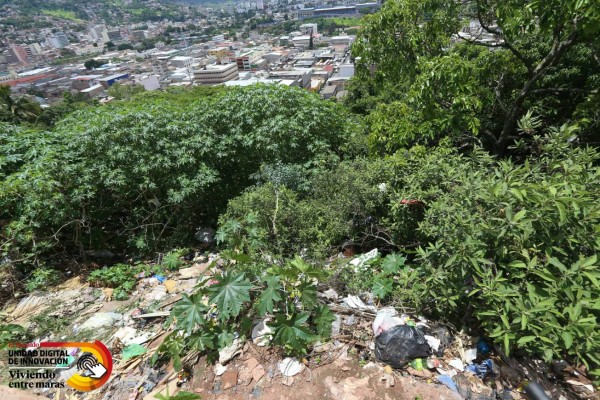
[0, 0, 206, 26]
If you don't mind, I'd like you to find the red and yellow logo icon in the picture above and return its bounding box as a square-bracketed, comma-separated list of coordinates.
[10, 340, 112, 391]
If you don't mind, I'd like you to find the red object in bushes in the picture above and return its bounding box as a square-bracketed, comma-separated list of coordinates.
[400, 199, 425, 206]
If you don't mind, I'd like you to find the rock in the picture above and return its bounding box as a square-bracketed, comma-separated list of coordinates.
[79, 312, 123, 331]
[222, 370, 238, 390]
[252, 365, 266, 383]
[406, 367, 433, 378]
[279, 357, 304, 377]
[282, 376, 294, 386]
[219, 338, 242, 365]
[324, 376, 374, 400]
[380, 372, 395, 388]
[239, 358, 259, 386]
[164, 280, 177, 293]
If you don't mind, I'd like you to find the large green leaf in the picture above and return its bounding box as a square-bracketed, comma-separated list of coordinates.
[256, 276, 282, 316]
[314, 305, 336, 337]
[381, 253, 406, 274]
[207, 272, 252, 321]
[171, 293, 207, 333]
[270, 312, 317, 352]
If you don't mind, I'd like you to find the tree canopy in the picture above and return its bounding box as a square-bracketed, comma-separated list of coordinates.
[350, 0, 600, 154]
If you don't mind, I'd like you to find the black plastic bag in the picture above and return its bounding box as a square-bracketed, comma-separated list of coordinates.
[374, 325, 431, 368]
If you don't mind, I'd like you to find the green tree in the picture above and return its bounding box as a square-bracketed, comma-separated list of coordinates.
[0, 85, 42, 123]
[107, 82, 145, 100]
[84, 59, 105, 70]
[0, 85, 357, 262]
[352, 0, 600, 155]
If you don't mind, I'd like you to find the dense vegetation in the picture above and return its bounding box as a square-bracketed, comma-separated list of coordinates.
[1, 0, 599, 385]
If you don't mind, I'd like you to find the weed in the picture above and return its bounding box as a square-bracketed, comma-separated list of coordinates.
[25, 267, 60, 292]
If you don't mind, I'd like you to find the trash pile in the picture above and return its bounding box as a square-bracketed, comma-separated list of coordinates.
[1, 250, 595, 400]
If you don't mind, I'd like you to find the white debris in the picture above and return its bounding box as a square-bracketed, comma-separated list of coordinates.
[218, 338, 242, 365]
[424, 335, 441, 352]
[343, 295, 377, 312]
[449, 358, 465, 372]
[214, 363, 227, 376]
[79, 312, 123, 331]
[372, 307, 406, 336]
[349, 248, 378, 270]
[464, 348, 477, 364]
[251, 319, 273, 347]
[279, 357, 305, 377]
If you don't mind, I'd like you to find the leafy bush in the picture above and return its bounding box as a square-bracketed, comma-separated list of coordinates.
[219, 158, 395, 257]
[25, 267, 60, 292]
[338, 253, 408, 301]
[386, 129, 600, 370]
[0, 324, 30, 348]
[155, 254, 334, 370]
[87, 263, 139, 300]
[1, 85, 357, 267]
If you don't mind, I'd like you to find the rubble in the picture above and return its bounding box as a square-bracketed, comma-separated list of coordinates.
[0, 250, 590, 400]
[78, 312, 123, 331]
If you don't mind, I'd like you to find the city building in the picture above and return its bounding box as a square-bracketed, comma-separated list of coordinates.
[6, 45, 30, 65]
[194, 63, 239, 84]
[208, 47, 230, 64]
[98, 73, 130, 88]
[170, 56, 194, 68]
[300, 23, 318, 35]
[47, 33, 70, 49]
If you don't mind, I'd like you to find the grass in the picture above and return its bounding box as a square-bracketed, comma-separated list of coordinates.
[42, 9, 84, 22]
[329, 17, 362, 26]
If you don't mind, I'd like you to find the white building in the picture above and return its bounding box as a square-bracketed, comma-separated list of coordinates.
[170, 56, 194, 68]
[136, 75, 161, 91]
[300, 23, 318, 35]
[194, 63, 239, 84]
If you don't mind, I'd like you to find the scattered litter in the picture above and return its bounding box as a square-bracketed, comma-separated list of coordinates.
[132, 311, 170, 319]
[565, 380, 595, 393]
[218, 338, 242, 365]
[374, 325, 431, 368]
[319, 288, 339, 301]
[372, 307, 405, 336]
[122, 344, 147, 361]
[449, 358, 465, 371]
[464, 348, 478, 364]
[176, 368, 191, 387]
[437, 375, 459, 393]
[349, 248, 378, 269]
[343, 295, 376, 312]
[477, 339, 491, 355]
[279, 357, 304, 377]
[466, 359, 495, 379]
[164, 280, 177, 293]
[214, 364, 227, 376]
[251, 320, 272, 347]
[424, 335, 441, 352]
[153, 275, 166, 283]
[79, 312, 123, 331]
[331, 314, 342, 336]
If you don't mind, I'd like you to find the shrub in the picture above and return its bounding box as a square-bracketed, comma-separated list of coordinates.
[0, 85, 358, 266]
[219, 158, 395, 257]
[387, 129, 600, 371]
[154, 253, 334, 370]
